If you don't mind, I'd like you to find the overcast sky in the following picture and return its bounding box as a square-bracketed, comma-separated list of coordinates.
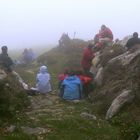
[0, 0, 139, 49]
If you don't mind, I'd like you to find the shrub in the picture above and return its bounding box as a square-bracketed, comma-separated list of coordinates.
[0, 75, 30, 121]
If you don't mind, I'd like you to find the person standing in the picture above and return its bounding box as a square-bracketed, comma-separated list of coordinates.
[81, 44, 95, 74]
[0, 46, 13, 72]
[125, 32, 140, 50]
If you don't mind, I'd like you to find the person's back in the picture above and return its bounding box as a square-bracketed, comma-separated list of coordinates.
[81, 44, 94, 73]
[0, 46, 13, 72]
[126, 32, 140, 50]
[61, 75, 82, 100]
[36, 65, 52, 94]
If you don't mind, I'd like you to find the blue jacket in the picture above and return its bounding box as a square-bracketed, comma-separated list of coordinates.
[61, 75, 82, 100]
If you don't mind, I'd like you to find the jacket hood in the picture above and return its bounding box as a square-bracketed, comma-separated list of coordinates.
[39, 65, 48, 73]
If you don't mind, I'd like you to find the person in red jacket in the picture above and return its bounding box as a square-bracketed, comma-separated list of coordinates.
[81, 44, 95, 73]
[95, 25, 113, 48]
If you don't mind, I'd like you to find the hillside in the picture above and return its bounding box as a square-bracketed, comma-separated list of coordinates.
[37, 39, 88, 73]
[7, 38, 140, 140]
[37, 42, 140, 139]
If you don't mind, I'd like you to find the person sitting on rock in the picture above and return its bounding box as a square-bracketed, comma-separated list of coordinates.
[0, 46, 14, 72]
[95, 25, 113, 48]
[36, 65, 52, 94]
[60, 70, 82, 100]
[125, 32, 140, 50]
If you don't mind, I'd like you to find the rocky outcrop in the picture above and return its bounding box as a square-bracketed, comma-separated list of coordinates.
[12, 71, 29, 90]
[0, 69, 7, 80]
[108, 47, 140, 66]
[118, 35, 132, 47]
[94, 67, 103, 86]
[105, 90, 135, 120]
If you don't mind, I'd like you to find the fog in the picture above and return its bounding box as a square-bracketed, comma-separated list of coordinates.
[0, 0, 139, 50]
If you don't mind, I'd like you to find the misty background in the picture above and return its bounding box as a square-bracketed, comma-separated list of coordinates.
[0, 0, 139, 50]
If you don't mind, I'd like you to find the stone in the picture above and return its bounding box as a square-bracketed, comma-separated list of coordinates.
[80, 112, 97, 120]
[0, 69, 7, 80]
[95, 67, 103, 86]
[106, 90, 135, 120]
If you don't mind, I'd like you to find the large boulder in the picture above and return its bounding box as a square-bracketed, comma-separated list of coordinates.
[0, 69, 7, 80]
[105, 90, 135, 120]
[118, 35, 132, 47]
[108, 46, 140, 65]
[94, 67, 103, 86]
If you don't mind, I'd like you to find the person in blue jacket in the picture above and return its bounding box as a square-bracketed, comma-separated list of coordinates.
[61, 70, 82, 100]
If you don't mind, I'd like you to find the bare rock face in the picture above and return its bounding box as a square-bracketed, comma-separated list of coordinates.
[137, 136, 140, 140]
[94, 67, 103, 86]
[105, 90, 135, 120]
[118, 35, 132, 47]
[0, 69, 7, 80]
[108, 47, 140, 66]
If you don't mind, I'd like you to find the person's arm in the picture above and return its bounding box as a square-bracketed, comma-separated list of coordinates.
[125, 39, 132, 49]
[48, 73, 53, 90]
[60, 85, 65, 97]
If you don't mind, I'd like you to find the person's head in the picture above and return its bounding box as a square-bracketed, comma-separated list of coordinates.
[39, 65, 48, 74]
[133, 32, 138, 38]
[101, 25, 106, 31]
[1, 46, 8, 54]
[68, 69, 75, 76]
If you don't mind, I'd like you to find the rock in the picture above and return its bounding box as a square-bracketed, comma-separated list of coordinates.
[80, 112, 97, 120]
[106, 90, 135, 120]
[92, 52, 101, 67]
[12, 71, 29, 90]
[0, 69, 7, 80]
[6, 125, 16, 133]
[118, 35, 132, 47]
[137, 136, 140, 140]
[108, 48, 140, 66]
[21, 126, 50, 135]
[94, 67, 103, 86]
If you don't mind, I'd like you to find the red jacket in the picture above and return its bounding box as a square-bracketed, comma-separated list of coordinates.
[78, 75, 92, 85]
[58, 74, 68, 81]
[81, 47, 94, 70]
[99, 27, 113, 40]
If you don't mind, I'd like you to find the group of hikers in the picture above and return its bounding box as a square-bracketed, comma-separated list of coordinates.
[0, 24, 140, 101]
[22, 48, 36, 64]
